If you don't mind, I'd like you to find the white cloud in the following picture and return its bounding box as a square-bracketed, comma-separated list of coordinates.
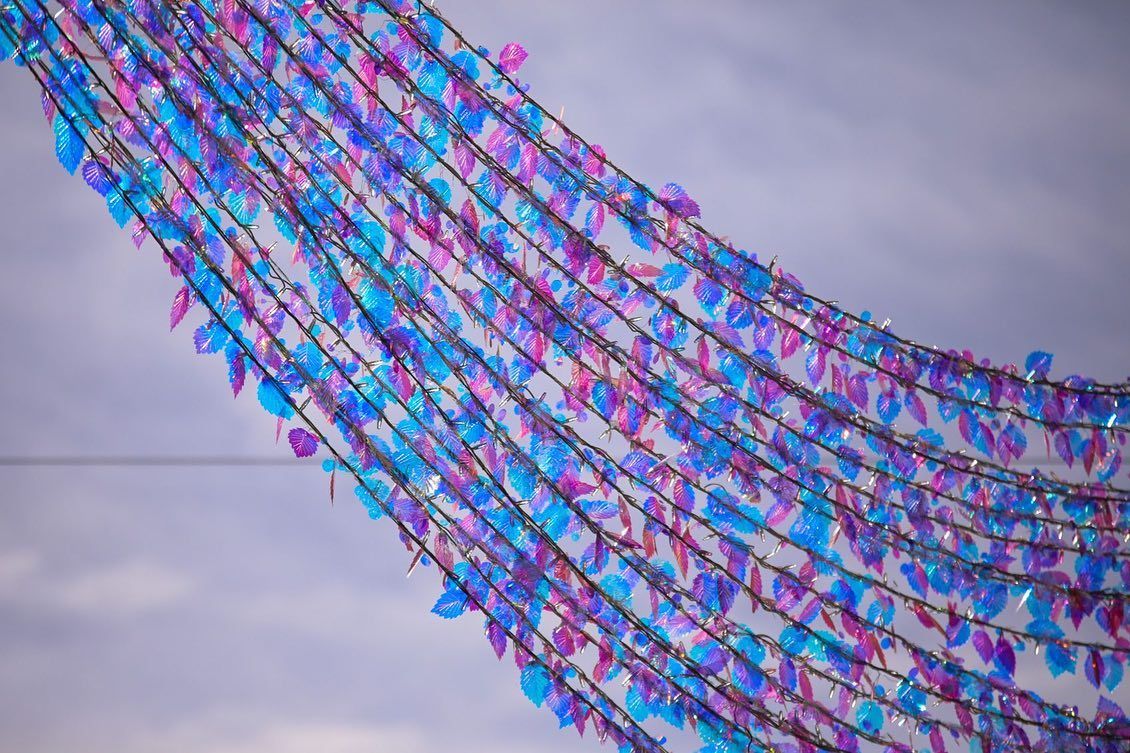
[2, 708, 432, 753]
[169, 718, 430, 753]
[0, 549, 40, 590]
[232, 581, 464, 646]
[52, 560, 196, 616]
[0, 552, 195, 618]
[12, 706, 572, 753]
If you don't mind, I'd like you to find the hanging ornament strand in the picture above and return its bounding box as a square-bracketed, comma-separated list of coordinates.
[1, 2, 1127, 752]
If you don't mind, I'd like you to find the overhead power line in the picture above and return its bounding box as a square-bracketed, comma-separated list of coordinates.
[0, 455, 317, 467]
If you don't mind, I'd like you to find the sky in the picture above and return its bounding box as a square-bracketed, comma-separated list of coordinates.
[0, 2, 1128, 751]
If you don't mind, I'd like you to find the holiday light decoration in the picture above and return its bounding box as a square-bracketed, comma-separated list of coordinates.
[2, 1, 1127, 750]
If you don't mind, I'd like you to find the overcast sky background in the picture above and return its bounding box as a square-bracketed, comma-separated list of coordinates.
[1, 2, 1128, 751]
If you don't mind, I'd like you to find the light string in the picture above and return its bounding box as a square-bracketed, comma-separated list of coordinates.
[381, 0, 1130, 403]
[1, 2, 1126, 752]
[9, 27, 666, 750]
[94, 7, 1120, 737]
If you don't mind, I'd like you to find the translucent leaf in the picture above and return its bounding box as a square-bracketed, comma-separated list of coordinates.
[170, 286, 192, 330]
[257, 378, 294, 419]
[520, 663, 551, 707]
[1025, 350, 1054, 378]
[657, 183, 700, 218]
[53, 114, 83, 174]
[655, 263, 689, 293]
[288, 428, 319, 458]
[431, 589, 469, 619]
[498, 42, 529, 74]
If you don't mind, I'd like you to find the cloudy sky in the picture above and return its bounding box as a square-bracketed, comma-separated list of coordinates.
[1, 2, 1128, 751]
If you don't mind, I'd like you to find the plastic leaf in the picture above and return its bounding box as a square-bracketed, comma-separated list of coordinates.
[431, 589, 469, 619]
[498, 42, 528, 74]
[288, 427, 319, 458]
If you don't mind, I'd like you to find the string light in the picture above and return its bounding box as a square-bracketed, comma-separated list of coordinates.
[1, 2, 1126, 751]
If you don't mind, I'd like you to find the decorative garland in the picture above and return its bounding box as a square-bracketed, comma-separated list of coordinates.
[1, 1, 1126, 750]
